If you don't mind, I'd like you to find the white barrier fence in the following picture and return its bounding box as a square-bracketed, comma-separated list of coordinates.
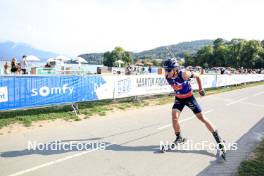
[96, 74, 264, 100]
[1, 74, 263, 111]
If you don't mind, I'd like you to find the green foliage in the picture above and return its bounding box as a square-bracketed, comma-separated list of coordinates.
[213, 38, 225, 49]
[195, 45, 213, 66]
[189, 38, 264, 68]
[152, 59, 163, 66]
[103, 47, 132, 67]
[103, 51, 115, 67]
[184, 52, 194, 67]
[238, 139, 264, 176]
[134, 40, 213, 60]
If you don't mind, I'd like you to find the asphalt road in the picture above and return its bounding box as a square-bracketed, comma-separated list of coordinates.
[1, 85, 264, 176]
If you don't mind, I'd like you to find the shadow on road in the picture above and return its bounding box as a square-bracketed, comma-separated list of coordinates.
[1, 126, 216, 159]
[197, 117, 264, 176]
[0, 141, 216, 158]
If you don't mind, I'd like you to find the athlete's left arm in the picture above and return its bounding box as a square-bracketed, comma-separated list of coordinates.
[182, 70, 205, 96]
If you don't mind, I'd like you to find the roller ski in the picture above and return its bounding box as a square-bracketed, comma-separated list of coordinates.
[160, 136, 186, 153]
[216, 140, 226, 161]
[213, 130, 226, 161]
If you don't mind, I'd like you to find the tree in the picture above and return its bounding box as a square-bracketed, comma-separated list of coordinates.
[183, 52, 193, 67]
[255, 55, 264, 68]
[213, 38, 225, 49]
[195, 45, 213, 67]
[261, 40, 264, 48]
[212, 44, 228, 67]
[229, 39, 246, 67]
[189, 38, 264, 69]
[152, 59, 162, 66]
[103, 51, 115, 67]
[103, 47, 132, 67]
[240, 40, 262, 68]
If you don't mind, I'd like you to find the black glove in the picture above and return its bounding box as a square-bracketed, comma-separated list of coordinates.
[199, 89, 205, 96]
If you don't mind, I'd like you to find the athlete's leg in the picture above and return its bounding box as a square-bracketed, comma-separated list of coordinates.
[195, 113, 224, 151]
[184, 96, 215, 132]
[196, 111, 226, 159]
[186, 96, 224, 151]
[172, 97, 185, 134]
[172, 109, 181, 134]
[195, 112, 215, 132]
[172, 98, 186, 143]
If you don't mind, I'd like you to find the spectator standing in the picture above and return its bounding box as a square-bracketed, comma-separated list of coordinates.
[4, 62, 9, 74]
[17, 63, 22, 74]
[148, 66, 152, 73]
[126, 64, 132, 75]
[21, 55, 28, 74]
[220, 68, 225, 74]
[10, 58, 18, 74]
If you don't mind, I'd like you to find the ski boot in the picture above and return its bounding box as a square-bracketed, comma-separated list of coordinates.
[216, 140, 226, 161]
[160, 136, 186, 153]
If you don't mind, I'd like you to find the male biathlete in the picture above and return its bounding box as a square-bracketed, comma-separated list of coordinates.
[163, 58, 225, 159]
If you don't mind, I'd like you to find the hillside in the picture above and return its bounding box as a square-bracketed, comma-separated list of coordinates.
[80, 40, 213, 64]
[0, 41, 58, 61]
[0, 40, 214, 64]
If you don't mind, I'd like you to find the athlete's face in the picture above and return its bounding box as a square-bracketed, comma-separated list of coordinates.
[165, 68, 178, 78]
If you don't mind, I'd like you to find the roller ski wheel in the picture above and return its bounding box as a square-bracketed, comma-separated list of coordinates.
[216, 141, 226, 161]
[160, 137, 186, 153]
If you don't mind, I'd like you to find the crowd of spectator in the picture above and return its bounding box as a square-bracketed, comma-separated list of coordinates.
[124, 64, 153, 75]
[186, 66, 264, 75]
[3, 55, 28, 75]
[2, 56, 264, 75]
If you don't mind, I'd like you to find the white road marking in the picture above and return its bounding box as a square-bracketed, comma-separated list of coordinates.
[253, 92, 264, 97]
[240, 102, 264, 108]
[157, 109, 214, 130]
[8, 143, 114, 176]
[208, 97, 232, 102]
[156, 124, 171, 130]
[225, 97, 248, 106]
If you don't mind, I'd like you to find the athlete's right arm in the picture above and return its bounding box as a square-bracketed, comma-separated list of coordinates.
[182, 70, 205, 96]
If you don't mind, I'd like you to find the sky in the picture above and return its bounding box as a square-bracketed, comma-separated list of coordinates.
[0, 0, 264, 56]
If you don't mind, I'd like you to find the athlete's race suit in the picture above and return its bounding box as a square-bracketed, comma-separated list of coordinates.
[166, 70, 202, 114]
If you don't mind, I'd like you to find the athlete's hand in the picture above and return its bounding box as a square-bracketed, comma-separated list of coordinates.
[199, 89, 205, 96]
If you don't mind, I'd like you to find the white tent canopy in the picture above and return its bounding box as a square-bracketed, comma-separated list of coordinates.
[115, 59, 124, 67]
[47, 58, 56, 62]
[55, 55, 71, 62]
[73, 57, 88, 63]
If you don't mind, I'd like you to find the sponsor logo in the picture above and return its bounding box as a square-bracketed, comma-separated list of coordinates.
[0, 87, 8, 102]
[31, 84, 74, 97]
[117, 78, 131, 95]
[172, 84, 183, 90]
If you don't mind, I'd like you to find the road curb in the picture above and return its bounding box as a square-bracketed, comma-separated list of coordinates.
[198, 116, 264, 176]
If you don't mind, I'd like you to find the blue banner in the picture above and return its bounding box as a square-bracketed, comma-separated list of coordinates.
[1, 74, 263, 111]
[0, 76, 106, 110]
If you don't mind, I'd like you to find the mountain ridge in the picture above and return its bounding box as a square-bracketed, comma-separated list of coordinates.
[0, 41, 58, 61]
[0, 40, 214, 63]
[79, 40, 214, 64]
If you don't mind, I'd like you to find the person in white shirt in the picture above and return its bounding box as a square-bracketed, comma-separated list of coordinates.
[21, 55, 28, 74]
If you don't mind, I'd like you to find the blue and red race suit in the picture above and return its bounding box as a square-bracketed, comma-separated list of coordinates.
[166, 70, 202, 114]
